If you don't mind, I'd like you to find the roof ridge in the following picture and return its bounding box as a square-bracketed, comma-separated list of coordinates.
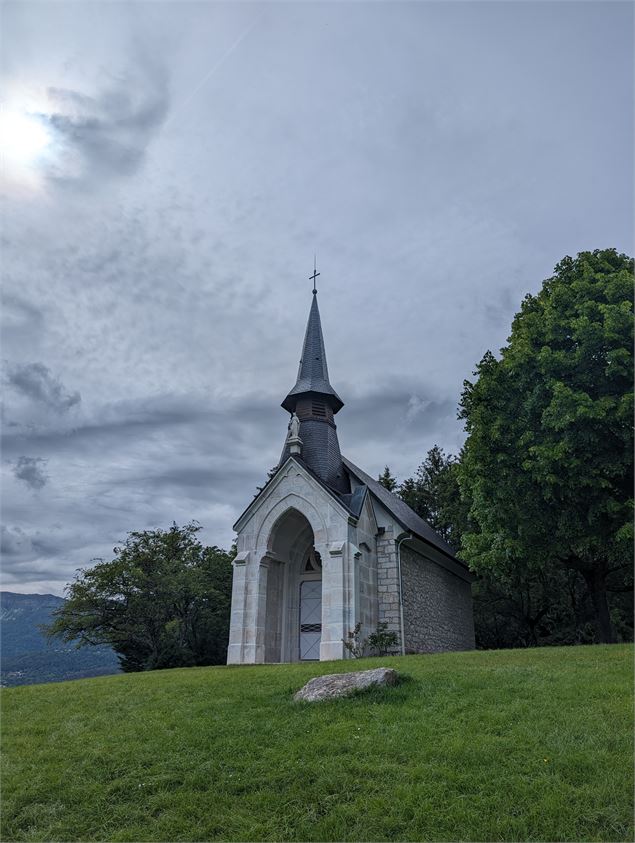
[341, 455, 461, 562]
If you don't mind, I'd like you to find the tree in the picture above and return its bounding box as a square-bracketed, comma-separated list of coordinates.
[47, 523, 234, 671]
[378, 466, 398, 491]
[398, 445, 466, 546]
[255, 465, 280, 495]
[459, 249, 633, 644]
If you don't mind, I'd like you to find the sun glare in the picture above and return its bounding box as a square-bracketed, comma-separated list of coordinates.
[0, 110, 51, 167]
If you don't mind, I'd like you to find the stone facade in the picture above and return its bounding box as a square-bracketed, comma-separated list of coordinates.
[228, 460, 360, 664]
[400, 544, 475, 653]
[228, 457, 475, 664]
[227, 287, 475, 665]
[376, 525, 401, 638]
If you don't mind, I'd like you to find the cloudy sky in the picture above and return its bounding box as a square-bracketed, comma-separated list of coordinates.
[1, 1, 633, 595]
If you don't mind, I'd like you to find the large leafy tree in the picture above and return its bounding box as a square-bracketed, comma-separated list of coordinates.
[48, 523, 234, 671]
[459, 249, 633, 643]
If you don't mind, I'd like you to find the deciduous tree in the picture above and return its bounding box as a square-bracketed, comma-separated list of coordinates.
[459, 249, 633, 643]
[47, 523, 234, 671]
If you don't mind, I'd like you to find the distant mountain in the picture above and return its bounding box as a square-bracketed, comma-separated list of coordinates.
[1, 592, 120, 686]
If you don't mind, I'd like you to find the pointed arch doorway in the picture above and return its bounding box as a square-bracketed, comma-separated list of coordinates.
[264, 508, 323, 662]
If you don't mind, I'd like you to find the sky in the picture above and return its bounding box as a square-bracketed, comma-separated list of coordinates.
[1, 0, 633, 596]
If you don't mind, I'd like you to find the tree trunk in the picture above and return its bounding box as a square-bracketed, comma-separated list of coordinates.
[582, 567, 616, 644]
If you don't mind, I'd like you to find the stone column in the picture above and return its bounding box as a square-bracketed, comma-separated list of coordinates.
[319, 540, 348, 661]
[226, 551, 249, 664]
[253, 557, 270, 663]
[241, 554, 269, 664]
[376, 527, 401, 643]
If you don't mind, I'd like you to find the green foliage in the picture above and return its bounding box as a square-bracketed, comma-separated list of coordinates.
[366, 622, 400, 656]
[47, 523, 234, 672]
[459, 249, 634, 643]
[255, 465, 280, 495]
[2, 646, 632, 842]
[377, 465, 398, 491]
[398, 445, 467, 547]
[342, 622, 365, 657]
[343, 622, 401, 657]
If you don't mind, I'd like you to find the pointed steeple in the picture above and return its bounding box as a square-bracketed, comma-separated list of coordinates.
[281, 293, 344, 413]
[279, 279, 348, 493]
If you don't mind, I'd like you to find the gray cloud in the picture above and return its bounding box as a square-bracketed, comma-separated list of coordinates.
[0, 1, 632, 595]
[13, 456, 49, 490]
[4, 363, 80, 412]
[41, 62, 169, 186]
[1, 525, 31, 559]
[0, 523, 78, 583]
[1, 295, 43, 333]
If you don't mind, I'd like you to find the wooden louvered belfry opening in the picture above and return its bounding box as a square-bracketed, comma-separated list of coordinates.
[294, 395, 334, 423]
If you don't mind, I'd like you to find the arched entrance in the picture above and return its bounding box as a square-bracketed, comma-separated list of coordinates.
[265, 508, 323, 662]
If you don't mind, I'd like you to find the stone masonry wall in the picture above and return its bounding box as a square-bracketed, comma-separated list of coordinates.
[376, 526, 401, 646]
[400, 545, 474, 653]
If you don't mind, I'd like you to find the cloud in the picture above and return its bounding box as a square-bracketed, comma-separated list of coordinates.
[0, 0, 632, 597]
[4, 362, 80, 412]
[41, 62, 169, 186]
[0, 524, 82, 585]
[1, 525, 32, 559]
[0, 295, 43, 333]
[13, 456, 49, 490]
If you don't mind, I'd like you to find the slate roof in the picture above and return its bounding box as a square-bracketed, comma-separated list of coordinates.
[341, 456, 462, 563]
[281, 294, 344, 413]
[279, 418, 348, 493]
[235, 454, 466, 575]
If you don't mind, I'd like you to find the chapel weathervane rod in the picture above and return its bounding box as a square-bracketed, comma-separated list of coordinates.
[310, 254, 320, 295]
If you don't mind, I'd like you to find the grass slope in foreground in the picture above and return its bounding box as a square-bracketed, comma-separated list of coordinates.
[2, 644, 632, 842]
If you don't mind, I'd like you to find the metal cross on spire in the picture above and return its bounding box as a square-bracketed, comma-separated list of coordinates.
[309, 254, 320, 295]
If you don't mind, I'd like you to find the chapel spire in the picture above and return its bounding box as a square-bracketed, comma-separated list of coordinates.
[279, 268, 347, 493]
[281, 283, 344, 414]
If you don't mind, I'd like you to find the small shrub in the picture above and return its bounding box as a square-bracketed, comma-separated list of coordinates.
[343, 622, 401, 658]
[342, 622, 365, 658]
[367, 623, 400, 656]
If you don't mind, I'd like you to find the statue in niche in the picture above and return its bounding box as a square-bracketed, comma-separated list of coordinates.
[289, 412, 301, 440]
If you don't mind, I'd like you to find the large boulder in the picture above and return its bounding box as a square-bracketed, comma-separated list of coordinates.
[294, 667, 398, 702]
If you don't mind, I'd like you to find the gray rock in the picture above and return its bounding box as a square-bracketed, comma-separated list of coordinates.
[294, 667, 398, 702]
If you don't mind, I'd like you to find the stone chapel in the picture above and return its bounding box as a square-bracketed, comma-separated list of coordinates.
[227, 281, 475, 664]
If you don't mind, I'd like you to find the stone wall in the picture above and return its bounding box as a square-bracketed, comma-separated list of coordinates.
[376, 526, 402, 646]
[352, 496, 379, 641]
[400, 545, 475, 652]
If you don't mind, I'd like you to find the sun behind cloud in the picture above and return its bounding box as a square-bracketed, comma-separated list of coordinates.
[0, 108, 53, 193]
[0, 110, 51, 166]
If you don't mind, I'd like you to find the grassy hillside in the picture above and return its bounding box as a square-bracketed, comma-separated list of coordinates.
[1, 645, 632, 842]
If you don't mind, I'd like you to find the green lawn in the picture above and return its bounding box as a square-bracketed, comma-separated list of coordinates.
[1, 644, 632, 842]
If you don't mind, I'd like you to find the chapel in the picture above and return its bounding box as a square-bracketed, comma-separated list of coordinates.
[227, 276, 475, 664]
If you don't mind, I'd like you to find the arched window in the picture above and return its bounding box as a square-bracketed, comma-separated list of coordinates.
[304, 547, 322, 572]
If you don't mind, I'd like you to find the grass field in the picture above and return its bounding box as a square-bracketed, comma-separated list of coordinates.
[1, 644, 632, 842]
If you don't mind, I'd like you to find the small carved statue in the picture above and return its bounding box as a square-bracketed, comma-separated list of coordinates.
[289, 412, 301, 439]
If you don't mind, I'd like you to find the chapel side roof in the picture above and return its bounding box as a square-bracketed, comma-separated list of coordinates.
[281, 294, 344, 413]
[342, 456, 465, 564]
